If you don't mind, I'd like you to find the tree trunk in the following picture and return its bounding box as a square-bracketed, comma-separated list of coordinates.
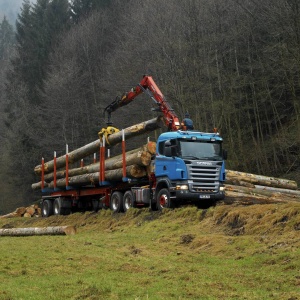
[34, 117, 163, 174]
[225, 169, 298, 190]
[0, 226, 76, 236]
[47, 165, 147, 188]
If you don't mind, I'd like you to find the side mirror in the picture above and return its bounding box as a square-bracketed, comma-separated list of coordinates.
[223, 149, 228, 160]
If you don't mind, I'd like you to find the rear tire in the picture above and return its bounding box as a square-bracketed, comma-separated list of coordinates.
[53, 198, 63, 215]
[53, 197, 71, 215]
[42, 200, 53, 217]
[110, 191, 124, 213]
[123, 190, 135, 212]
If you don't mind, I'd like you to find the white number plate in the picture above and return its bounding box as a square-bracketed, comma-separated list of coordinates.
[200, 195, 210, 199]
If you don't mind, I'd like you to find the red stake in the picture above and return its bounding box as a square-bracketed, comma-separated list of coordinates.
[54, 151, 57, 189]
[122, 129, 126, 179]
[66, 144, 69, 188]
[101, 136, 106, 182]
[41, 157, 44, 190]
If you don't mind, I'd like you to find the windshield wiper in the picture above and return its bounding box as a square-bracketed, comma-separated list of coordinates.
[182, 155, 199, 160]
[198, 156, 222, 161]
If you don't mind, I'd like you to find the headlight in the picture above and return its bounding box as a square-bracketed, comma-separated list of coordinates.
[220, 186, 225, 191]
[176, 185, 189, 190]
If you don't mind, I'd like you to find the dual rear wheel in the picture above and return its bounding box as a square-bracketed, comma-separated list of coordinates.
[110, 190, 135, 213]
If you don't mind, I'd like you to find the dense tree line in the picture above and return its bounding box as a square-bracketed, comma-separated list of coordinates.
[0, 0, 299, 213]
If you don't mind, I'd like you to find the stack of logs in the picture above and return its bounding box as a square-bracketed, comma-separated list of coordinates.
[32, 117, 162, 190]
[32, 142, 156, 190]
[225, 170, 300, 205]
[0, 204, 41, 219]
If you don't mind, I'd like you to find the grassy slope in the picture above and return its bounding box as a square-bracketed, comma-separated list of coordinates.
[0, 203, 299, 300]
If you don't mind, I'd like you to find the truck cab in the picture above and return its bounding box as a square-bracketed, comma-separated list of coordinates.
[154, 130, 226, 206]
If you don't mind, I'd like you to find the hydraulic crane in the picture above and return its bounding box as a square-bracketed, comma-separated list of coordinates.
[100, 75, 181, 140]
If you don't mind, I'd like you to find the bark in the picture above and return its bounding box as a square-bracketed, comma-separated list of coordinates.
[0, 226, 76, 236]
[226, 169, 298, 190]
[34, 117, 163, 174]
[47, 165, 147, 188]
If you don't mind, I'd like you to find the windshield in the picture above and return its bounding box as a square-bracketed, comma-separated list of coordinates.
[180, 140, 222, 160]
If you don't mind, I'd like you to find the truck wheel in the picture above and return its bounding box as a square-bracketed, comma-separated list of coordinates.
[110, 191, 124, 213]
[156, 188, 173, 210]
[123, 190, 135, 212]
[42, 200, 53, 217]
[53, 198, 71, 215]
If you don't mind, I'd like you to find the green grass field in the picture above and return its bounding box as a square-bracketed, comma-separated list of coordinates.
[0, 203, 299, 300]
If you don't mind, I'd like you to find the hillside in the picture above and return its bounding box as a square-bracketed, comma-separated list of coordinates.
[0, 202, 299, 299]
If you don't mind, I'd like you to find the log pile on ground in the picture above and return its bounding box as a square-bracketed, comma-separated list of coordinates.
[224, 170, 300, 205]
[0, 205, 41, 219]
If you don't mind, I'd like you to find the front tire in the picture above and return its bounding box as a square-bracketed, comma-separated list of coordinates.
[156, 188, 173, 210]
[110, 191, 124, 213]
[42, 199, 53, 217]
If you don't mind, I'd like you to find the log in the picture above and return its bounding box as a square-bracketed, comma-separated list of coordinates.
[34, 117, 163, 174]
[32, 150, 152, 190]
[0, 226, 76, 236]
[47, 165, 147, 188]
[0, 212, 19, 219]
[226, 169, 298, 190]
[224, 184, 300, 204]
[223, 190, 284, 205]
[254, 185, 300, 197]
[25, 206, 36, 216]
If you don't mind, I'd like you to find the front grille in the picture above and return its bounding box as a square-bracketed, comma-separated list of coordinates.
[187, 162, 221, 193]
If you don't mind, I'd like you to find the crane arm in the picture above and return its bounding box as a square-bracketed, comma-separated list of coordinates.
[104, 75, 181, 131]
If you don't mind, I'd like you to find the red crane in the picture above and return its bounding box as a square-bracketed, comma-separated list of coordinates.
[103, 75, 181, 131]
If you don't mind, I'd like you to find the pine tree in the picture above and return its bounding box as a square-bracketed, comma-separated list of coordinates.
[0, 16, 15, 60]
[9, 0, 70, 104]
[2, 0, 71, 210]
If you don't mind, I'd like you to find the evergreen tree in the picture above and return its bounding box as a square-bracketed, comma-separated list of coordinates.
[0, 16, 15, 60]
[9, 0, 70, 104]
[2, 0, 71, 211]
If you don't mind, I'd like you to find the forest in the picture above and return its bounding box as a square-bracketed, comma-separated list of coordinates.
[0, 0, 299, 213]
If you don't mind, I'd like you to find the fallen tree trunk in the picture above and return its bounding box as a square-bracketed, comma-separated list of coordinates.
[34, 117, 163, 175]
[226, 169, 298, 190]
[47, 165, 147, 188]
[0, 226, 76, 236]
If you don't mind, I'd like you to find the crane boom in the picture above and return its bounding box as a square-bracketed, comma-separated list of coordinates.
[104, 75, 181, 131]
